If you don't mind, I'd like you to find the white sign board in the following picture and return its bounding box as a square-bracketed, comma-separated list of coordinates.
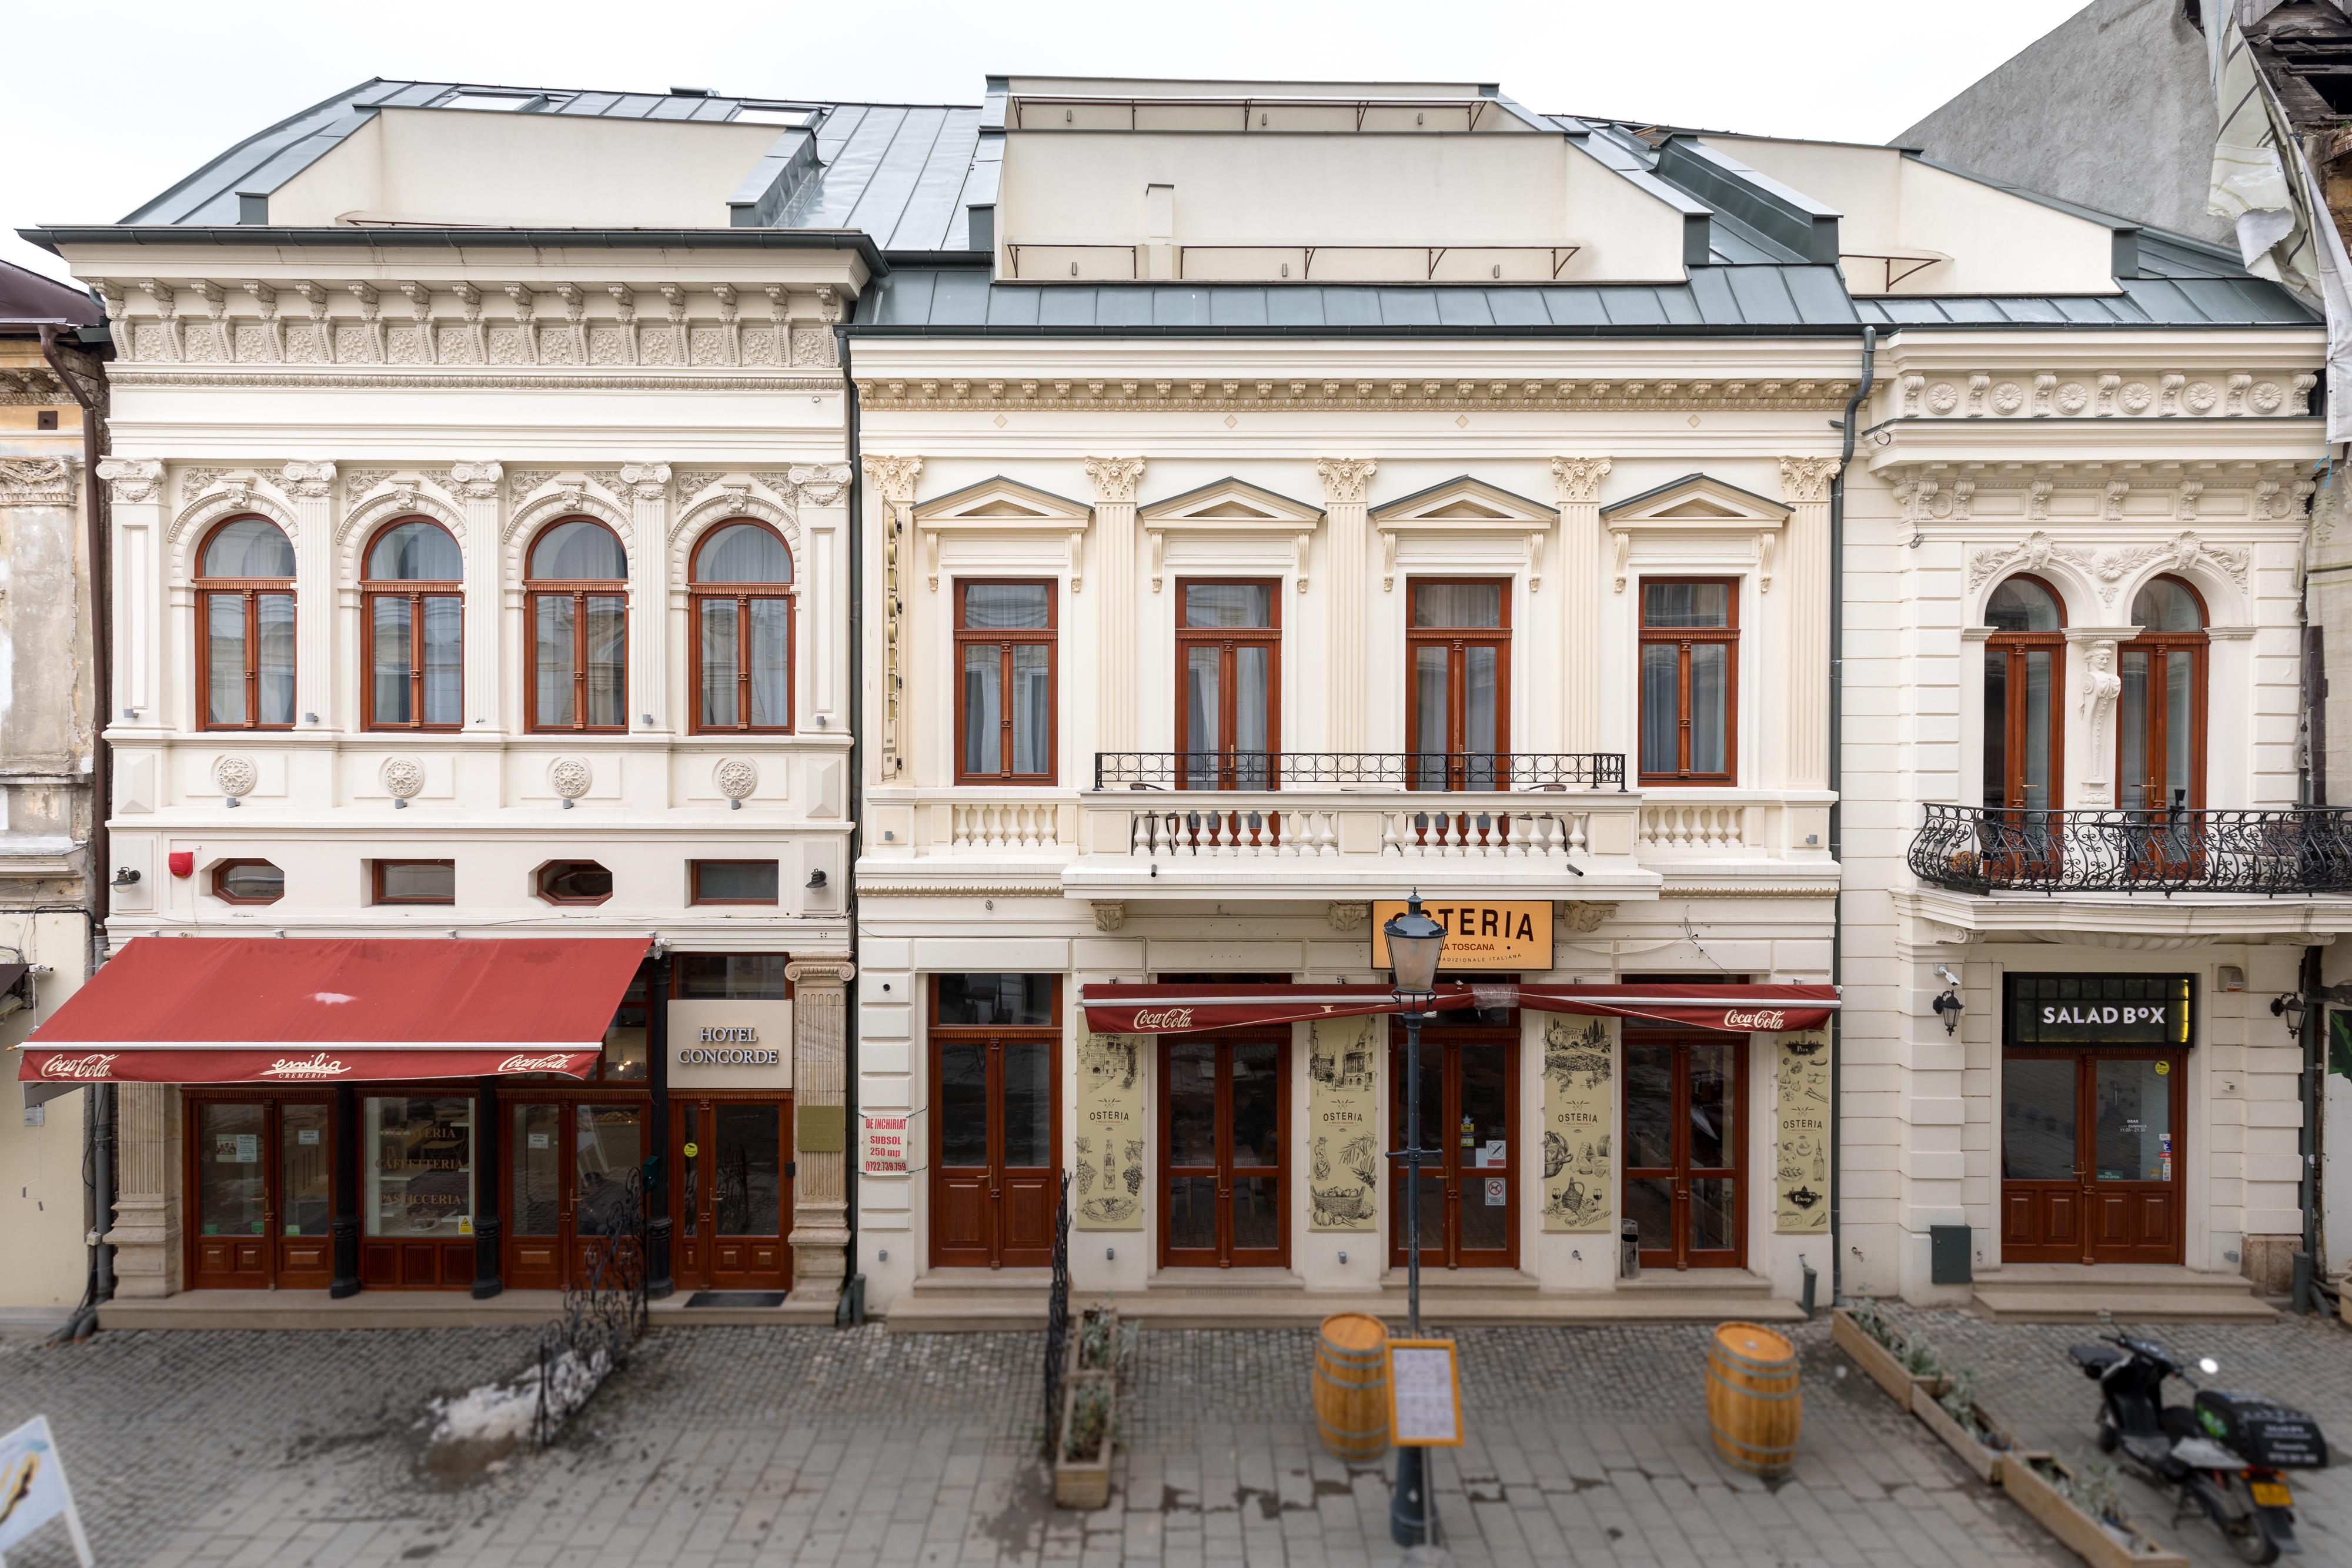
[0, 1415, 93, 1566]
[1385, 1341, 1464, 1447]
[863, 1114, 908, 1175]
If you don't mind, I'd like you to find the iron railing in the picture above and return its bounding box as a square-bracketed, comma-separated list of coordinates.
[1091, 750, 1626, 791]
[1042, 1171, 1073, 1459]
[532, 1165, 649, 1449]
[1909, 803, 2352, 896]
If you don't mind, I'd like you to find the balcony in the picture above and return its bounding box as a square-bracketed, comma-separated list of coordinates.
[1090, 751, 1627, 792]
[1909, 803, 2352, 897]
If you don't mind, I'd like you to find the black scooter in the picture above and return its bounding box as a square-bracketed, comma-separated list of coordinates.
[2070, 1333, 2328, 1563]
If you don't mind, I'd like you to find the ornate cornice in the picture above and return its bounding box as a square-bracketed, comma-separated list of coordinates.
[859, 376, 1857, 414]
[104, 369, 841, 393]
[0, 457, 74, 507]
[1890, 369, 2313, 422]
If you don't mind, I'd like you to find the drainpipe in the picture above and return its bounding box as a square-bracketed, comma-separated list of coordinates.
[1829, 325, 1876, 1305]
[836, 322, 864, 1320]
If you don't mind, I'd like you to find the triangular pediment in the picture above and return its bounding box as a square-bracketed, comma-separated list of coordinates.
[1138, 477, 1324, 530]
[1371, 476, 1554, 529]
[1599, 472, 1790, 529]
[913, 476, 1094, 529]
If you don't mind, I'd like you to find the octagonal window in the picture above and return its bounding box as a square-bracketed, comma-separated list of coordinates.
[537, 860, 613, 904]
[213, 859, 284, 904]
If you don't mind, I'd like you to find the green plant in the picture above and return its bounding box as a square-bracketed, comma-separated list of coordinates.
[1064, 1378, 1112, 1462]
[1077, 1303, 1118, 1372]
[1902, 1335, 1941, 1379]
[2046, 1458, 2127, 1528]
[1937, 1369, 1991, 1442]
[1845, 1297, 1896, 1349]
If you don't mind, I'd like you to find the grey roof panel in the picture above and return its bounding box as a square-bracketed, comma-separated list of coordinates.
[1210, 290, 1271, 327]
[1378, 291, 1442, 326]
[985, 285, 1041, 328]
[1486, 289, 1551, 326]
[1094, 287, 1154, 328]
[1782, 267, 1859, 322]
[1038, 285, 1100, 327]
[1434, 290, 1497, 327]
[1598, 289, 1670, 326]
[1324, 289, 1383, 327]
[1152, 290, 1212, 327]
[1541, 289, 1611, 326]
[928, 268, 993, 326]
[1267, 290, 1330, 327]
[1932, 296, 2007, 323]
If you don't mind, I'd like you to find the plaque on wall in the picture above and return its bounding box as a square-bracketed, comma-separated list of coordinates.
[1308, 1016, 1380, 1231]
[1542, 1015, 1613, 1232]
[1075, 1033, 1145, 1231]
[1773, 1029, 1830, 1232]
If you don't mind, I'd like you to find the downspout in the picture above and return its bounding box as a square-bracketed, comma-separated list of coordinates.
[836, 322, 864, 1320]
[1829, 325, 1875, 1305]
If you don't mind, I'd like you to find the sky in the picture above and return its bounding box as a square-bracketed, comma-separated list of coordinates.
[0, 0, 2093, 286]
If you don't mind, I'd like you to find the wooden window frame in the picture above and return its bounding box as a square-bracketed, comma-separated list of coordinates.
[524, 517, 629, 735]
[1173, 577, 1282, 789]
[953, 579, 1058, 786]
[927, 975, 1063, 1269]
[1984, 573, 2069, 813]
[689, 520, 796, 735]
[1637, 576, 1740, 787]
[535, 860, 613, 906]
[211, 858, 285, 905]
[689, 859, 780, 907]
[1404, 576, 1512, 791]
[182, 1089, 339, 1290]
[195, 517, 296, 733]
[361, 518, 464, 732]
[2118, 574, 2209, 812]
[372, 858, 456, 906]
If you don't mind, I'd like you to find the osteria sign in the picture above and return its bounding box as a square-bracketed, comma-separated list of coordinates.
[1372, 900, 1551, 971]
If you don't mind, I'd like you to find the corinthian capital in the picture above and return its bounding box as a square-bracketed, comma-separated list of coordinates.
[449, 460, 504, 500]
[280, 460, 338, 500]
[861, 454, 922, 506]
[1316, 457, 1377, 504]
[96, 457, 163, 504]
[1083, 456, 1147, 504]
[1551, 456, 1612, 505]
[1778, 456, 1842, 506]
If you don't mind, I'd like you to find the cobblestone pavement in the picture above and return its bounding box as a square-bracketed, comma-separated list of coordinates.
[0, 1316, 2078, 1567]
[1873, 1305, 2352, 1568]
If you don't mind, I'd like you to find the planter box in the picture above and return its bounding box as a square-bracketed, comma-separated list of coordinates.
[2000, 1457, 2187, 1568]
[1067, 1305, 1121, 1380]
[1909, 1383, 2033, 1483]
[1054, 1371, 1114, 1510]
[1832, 1308, 1945, 1407]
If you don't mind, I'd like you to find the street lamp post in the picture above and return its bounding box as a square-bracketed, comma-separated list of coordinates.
[1382, 891, 1446, 1551]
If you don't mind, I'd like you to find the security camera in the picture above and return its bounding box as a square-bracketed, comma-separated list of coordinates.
[1934, 965, 1961, 988]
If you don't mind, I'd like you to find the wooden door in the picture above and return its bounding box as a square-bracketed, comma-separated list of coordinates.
[673, 1097, 793, 1290]
[2002, 1051, 2184, 1264]
[1389, 1027, 1518, 1269]
[930, 1034, 1057, 1268]
[189, 1099, 273, 1287]
[503, 1099, 567, 1289]
[1621, 1032, 1747, 1270]
[570, 1102, 644, 1282]
[272, 1099, 335, 1288]
[1161, 1032, 1289, 1268]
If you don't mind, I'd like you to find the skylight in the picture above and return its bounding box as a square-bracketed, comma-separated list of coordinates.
[445, 92, 542, 112]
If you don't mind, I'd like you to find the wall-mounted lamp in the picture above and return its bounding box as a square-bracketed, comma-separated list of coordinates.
[1931, 964, 1964, 1036]
[111, 867, 141, 887]
[806, 868, 827, 890]
[2272, 993, 2307, 1038]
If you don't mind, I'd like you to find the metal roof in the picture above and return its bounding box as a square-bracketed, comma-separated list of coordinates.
[116, 79, 988, 253]
[0, 259, 101, 327]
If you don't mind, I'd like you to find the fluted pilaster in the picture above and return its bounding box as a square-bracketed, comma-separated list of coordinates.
[1317, 459, 1376, 750]
[1084, 458, 1145, 753]
[281, 462, 336, 726]
[1552, 458, 1612, 754]
[1780, 457, 1839, 790]
[450, 462, 504, 729]
[786, 958, 854, 1299]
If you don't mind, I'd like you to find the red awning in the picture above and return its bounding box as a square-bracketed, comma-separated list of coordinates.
[16, 937, 649, 1086]
[1081, 981, 1836, 1036]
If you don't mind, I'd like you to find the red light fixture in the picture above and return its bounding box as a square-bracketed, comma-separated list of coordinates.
[168, 851, 194, 878]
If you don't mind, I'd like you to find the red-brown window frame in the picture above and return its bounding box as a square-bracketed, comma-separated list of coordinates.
[689, 519, 796, 735]
[211, 858, 285, 905]
[524, 517, 629, 735]
[1404, 576, 1512, 791]
[536, 860, 614, 906]
[362, 517, 463, 732]
[372, 858, 456, 905]
[1984, 573, 2068, 813]
[953, 579, 1058, 785]
[195, 516, 296, 733]
[689, 860, 780, 906]
[2117, 574, 2209, 812]
[1638, 576, 1740, 787]
[1173, 577, 1282, 789]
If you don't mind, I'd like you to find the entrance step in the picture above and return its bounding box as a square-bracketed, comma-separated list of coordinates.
[886, 1268, 1055, 1333]
[99, 1286, 835, 1330]
[1969, 1263, 2278, 1324]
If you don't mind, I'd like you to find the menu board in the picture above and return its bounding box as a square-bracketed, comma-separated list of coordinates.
[1774, 1030, 1830, 1232]
[1542, 1016, 1613, 1232]
[1308, 1017, 1380, 1231]
[1074, 1034, 1145, 1231]
[1387, 1340, 1464, 1447]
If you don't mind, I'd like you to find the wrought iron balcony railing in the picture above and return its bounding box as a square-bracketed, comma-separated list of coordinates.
[1091, 751, 1628, 792]
[1909, 803, 2352, 896]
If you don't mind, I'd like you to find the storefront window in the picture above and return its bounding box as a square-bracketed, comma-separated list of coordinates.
[196, 1102, 267, 1237]
[280, 1102, 331, 1238]
[576, 1104, 643, 1236]
[935, 973, 1056, 1027]
[600, 974, 649, 1081]
[365, 1095, 475, 1238]
[676, 954, 792, 999]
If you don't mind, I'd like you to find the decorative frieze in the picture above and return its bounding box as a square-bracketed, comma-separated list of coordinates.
[0, 457, 73, 507]
[1888, 368, 2313, 422]
[859, 376, 1859, 414]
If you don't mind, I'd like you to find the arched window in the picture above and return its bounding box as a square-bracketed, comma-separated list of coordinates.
[690, 521, 794, 732]
[527, 518, 627, 732]
[1983, 575, 2064, 815]
[2120, 575, 2208, 811]
[197, 516, 296, 728]
[363, 519, 463, 729]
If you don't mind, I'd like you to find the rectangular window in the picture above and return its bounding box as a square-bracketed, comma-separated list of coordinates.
[363, 1095, 473, 1238]
[1638, 579, 1739, 785]
[691, 860, 780, 905]
[600, 972, 648, 1081]
[368, 592, 463, 728]
[1176, 580, 1279, 789]
[676, 954, 794, 999]
[530, 592, 627, 731]
[955, 581, 1056, 784]
[695, 595, 793, 733]
[934, 973, 1058, 1027]
[202, 590, 296, 729]
[373, 859, 455, 905]
[1404, 579, 1509, 791]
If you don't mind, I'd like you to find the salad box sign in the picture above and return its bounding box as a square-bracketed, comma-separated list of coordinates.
[2005, 975, 2194, 1048]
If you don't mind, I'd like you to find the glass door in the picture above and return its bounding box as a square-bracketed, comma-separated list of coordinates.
[274, 1100, 334, 1288]
[1406, 580, 1509, 791]
[672, 1098, 793, 1291]
[505, 1100, 566, 1289]
[191, 1101, 271, 1287]
[1389, 1022, 1518, 1269]
[2002, 1051, 2184, 1264]
[1161, 1032, 1288, 1268]
[1622, 1034, 1746, 1269]
[929, 1038, 1056, 1268]
[1176, 580, 1279, 790]
[572, 1103, 644, 1282]
[1982, 577, 2066, 880]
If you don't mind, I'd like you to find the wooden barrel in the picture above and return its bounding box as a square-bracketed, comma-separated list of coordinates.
[1705, 1321, 1801, 1476]
[1313, 1313, 1390, 1460]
